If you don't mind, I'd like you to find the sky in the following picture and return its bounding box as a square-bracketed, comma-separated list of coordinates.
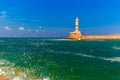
[0, 0, 120, 37]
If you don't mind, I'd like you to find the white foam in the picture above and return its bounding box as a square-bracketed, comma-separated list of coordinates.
[76, 53, 120, 63]
[76, 53, 96, 58]
[0, 68, 5, 75]
[0, 59, 45, 80]
[112, 46, 120, 50]
[51, 39, 77, 41]
[103, 57, 120, 62]
[0, 60, 9, 65]
[43, 77, 50, 80]
[12, 77, 21, 80]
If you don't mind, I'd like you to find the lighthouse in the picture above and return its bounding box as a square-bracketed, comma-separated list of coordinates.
[74, 17, 81, 33]
[75, 17, 79, 31]
[68, 17, 120, 40]
[69, 17, 82, 39]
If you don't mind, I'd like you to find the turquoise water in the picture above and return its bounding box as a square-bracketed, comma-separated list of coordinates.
[0, 38, 120, 80]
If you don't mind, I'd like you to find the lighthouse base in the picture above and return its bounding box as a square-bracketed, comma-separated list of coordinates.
[69, 31, 82, 39]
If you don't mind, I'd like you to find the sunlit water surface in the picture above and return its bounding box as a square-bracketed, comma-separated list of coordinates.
[0, 38, 120, 80]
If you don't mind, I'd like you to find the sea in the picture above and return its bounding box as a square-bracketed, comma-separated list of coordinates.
[0, 38, 120, 80]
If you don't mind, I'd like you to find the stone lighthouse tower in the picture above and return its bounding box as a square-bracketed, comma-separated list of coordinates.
[69, 17, 82, 39]
[75, 17, 80, 33]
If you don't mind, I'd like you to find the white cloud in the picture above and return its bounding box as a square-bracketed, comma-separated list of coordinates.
[18, 27, 24, 31]
[4, 26, 11, 31]
[0, 11, 7, 18]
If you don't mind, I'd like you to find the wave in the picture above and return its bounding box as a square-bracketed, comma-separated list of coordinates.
[49, 50, 120, 63]
[76, 53, 96, 58]
[103, 57, 120, 62]
[50, 39, 77, 41]
[112, 46, 120, 50]
[0, 60, 51, 80]
[76, 53, 120, 63]
[0, 60, 9, 65]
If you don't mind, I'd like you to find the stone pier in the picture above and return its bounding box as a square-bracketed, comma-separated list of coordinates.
[69, 17, 120, 40]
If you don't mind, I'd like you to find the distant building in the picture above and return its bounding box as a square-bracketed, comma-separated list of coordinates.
[68, 17, 120, 40]
[69, 17, 82, 39]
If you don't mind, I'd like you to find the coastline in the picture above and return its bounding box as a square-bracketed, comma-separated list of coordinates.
[69, 17, 120, 40]
[65, 35, 120, 40]
[82, 35, 120, 40]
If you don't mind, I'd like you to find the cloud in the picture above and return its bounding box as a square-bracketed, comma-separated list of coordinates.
[0, 11, 7, 18]
[18, 27, 24, 31]
[4, 26, 11, 31]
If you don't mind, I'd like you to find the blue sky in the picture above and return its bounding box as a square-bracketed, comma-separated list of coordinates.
[0, 0, 120, 37]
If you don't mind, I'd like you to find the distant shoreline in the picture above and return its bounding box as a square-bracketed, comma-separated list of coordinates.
[69, 17, 120, 40]
[66, 35, 120, 40]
